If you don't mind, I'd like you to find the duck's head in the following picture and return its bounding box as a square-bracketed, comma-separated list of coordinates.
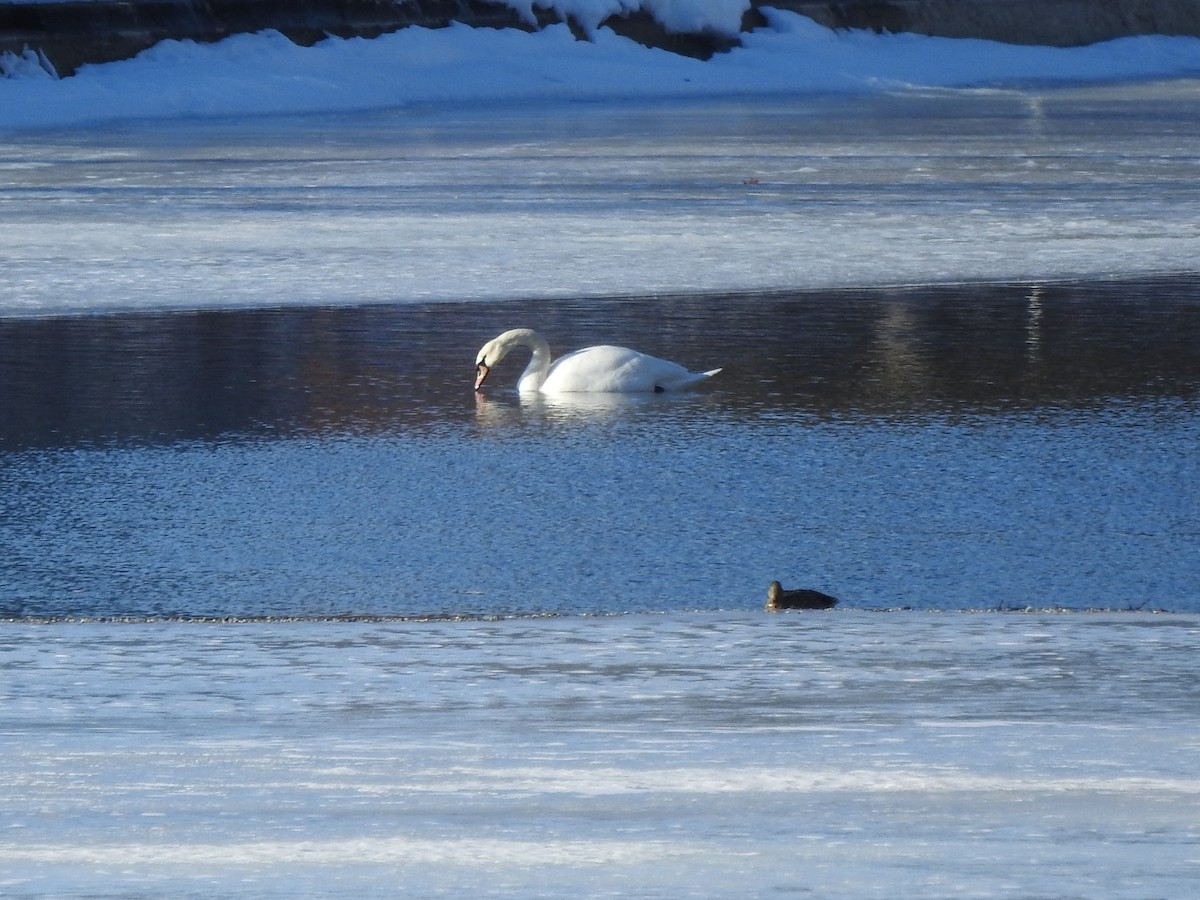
[765, 581, 783, 610]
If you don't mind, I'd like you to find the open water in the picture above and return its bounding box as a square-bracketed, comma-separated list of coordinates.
[1, 277, 1199, 619]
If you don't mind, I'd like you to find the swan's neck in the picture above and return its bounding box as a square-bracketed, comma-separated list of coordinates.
[510, 330, 553, 393]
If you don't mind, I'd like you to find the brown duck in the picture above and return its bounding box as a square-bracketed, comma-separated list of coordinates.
[765, 581, 839, 611]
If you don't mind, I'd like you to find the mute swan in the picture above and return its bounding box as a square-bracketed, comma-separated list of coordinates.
[765, 581, 839, 611]
[474, 328, 721, 394]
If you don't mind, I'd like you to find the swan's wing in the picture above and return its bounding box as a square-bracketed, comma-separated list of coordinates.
[541, 346, 645, 392]
[541, 345, 719, 393]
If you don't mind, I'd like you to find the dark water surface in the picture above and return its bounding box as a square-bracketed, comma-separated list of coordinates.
[2, 277, 1198, 617]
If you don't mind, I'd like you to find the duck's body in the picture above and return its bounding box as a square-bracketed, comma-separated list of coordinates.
[765, 581, 839, 611]
[474, 328, 721, 394]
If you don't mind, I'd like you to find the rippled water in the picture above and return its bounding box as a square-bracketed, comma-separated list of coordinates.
[3, 278, 1198, 618]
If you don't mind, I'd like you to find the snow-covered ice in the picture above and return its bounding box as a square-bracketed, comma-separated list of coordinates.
[3, 613, 1199, 897]
[3, 79, 1200, 316]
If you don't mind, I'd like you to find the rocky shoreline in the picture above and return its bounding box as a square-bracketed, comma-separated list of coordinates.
[3, 0, 1199, 76]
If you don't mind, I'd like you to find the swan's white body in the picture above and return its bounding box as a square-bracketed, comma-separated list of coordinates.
[474, 328, 721, 394]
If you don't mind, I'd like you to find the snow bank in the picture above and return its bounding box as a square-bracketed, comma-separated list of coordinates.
[499, 0, 750, 36]
[1, 12, 1198, 132]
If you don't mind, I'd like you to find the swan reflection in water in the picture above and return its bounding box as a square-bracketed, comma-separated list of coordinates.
[473, 388, 678, 428]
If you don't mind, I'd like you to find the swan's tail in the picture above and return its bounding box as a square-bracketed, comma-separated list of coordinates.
[668, 367, 722, 390]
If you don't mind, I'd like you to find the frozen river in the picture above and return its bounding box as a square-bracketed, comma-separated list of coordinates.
[2, 38, 1199, 897]
[3, 613, 1199, 898]
[4, 81, 1200, 317]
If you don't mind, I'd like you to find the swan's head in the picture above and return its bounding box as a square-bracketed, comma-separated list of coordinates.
[474, 335, 509, 391]
[474, 329, 541, 391]
[474, 361, 490, 391]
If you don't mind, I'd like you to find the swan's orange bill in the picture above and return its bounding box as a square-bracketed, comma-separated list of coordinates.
[474, 363, 490, 391]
